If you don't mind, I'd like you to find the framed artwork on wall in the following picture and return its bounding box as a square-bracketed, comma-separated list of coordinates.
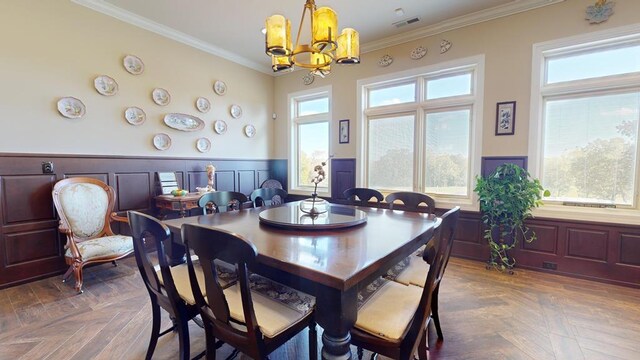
[339, 119, 350, 144]
[495, 101, 516, 135]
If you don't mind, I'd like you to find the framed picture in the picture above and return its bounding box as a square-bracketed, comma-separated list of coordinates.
[339, 119, 350, 144]
[495, 101, 516, 136]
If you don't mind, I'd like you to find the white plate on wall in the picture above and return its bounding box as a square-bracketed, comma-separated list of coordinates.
[123, 55, 144, 75]
[196, 97, 210, 113]
[152, 88, 170, 106]
[124, 107, 146, 125]
[230, 104, 242, 119]
[196, 137, 211, 153]
[94, 75, 118, 96]
[214, 120, 227, 134]
[213, 80, 227, 95]
[153, 133, 171, 150]
[244, 124, 256, 138]
[57, 97, 86, 119]
[163, 113, 205, 131]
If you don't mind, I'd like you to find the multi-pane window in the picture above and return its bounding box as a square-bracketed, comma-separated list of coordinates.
[360, 56, 484, 203]
[290, 88, 330, 191]
[531, 29, 640, 207]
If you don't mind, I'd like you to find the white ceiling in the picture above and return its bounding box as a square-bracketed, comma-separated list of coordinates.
[74, 0, 563, 74]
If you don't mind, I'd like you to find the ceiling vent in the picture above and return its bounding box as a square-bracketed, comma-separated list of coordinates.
[393, 17, 420, 28]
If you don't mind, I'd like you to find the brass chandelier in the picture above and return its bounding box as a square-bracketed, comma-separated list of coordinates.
[265, 0, 360, 77]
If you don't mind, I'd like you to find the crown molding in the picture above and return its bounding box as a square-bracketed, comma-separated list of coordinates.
[71, 0, 273, 75]
[361, 0, 566, 54]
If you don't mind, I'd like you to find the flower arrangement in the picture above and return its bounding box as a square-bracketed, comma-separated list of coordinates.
[311, 161, 326, 196]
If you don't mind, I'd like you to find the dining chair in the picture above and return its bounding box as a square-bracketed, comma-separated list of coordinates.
[52, 177, 134, 293]
[197, 191, 248, 214]
[352, 206, 459, 360]
[385, 191, 436, 213]
[343, 187, 384, 207]
[250, 188, 288, 207]
[182, 223, 318, 360]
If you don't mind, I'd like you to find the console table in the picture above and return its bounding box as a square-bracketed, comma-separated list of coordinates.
[154, 193, 202, 218]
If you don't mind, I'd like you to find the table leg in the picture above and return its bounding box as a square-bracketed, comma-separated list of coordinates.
[165, 233, 187, 266]
[315, 285, 358, 360]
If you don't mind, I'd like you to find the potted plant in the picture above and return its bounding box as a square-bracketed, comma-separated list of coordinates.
[474, 163, 550, 273]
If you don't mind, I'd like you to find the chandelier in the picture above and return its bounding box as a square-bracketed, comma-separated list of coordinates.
[265, 0, 360, 77]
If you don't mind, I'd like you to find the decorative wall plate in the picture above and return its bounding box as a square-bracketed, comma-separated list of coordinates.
[213, 80, 227, 95]
[196, 97, 210, 113]
[153, 133, 171, 151]
[152, 88, 171, 106]
[57, 97, 86, 119]
[124, 106, 146, 125]
[123, 55, 144, 75]
[303, 73, 314, 85]
[196, 137, 211, 153]
[410, 46, 427, 60]
[94, 75, 118, 96]
[230, 104, 242, 119]
[440, 39, 452, 54]
[244, 124, 256, 138]
[586, 0, 615, 24]
[378, 54, 393, 67]
[214, 120, 228, 134]
[163, 113, 205, 131]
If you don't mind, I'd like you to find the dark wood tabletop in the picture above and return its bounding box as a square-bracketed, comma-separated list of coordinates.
[163, 201, 440, 359]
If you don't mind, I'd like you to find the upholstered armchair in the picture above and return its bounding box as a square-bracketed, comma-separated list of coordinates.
[52, 177, 134, 293]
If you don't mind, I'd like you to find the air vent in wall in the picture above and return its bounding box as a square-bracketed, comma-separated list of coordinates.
[393, 17, 420, 28]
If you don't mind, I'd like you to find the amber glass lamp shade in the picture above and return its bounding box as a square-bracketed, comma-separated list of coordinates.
[272, 55, 292, 72]
[312, 7, 337, 53]
[310, 52, 331, 76]
[265, 15, 291, 56]
[336, 28, 360, 64]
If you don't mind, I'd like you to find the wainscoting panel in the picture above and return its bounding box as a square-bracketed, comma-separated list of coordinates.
[566, 228, 608, 262]
[331, 158, 356, 199]
[618, 233, 640, 267]
[0, 153, 286, 289]
[522, 224, 558, 254]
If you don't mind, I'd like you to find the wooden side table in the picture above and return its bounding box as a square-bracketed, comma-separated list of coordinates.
[155, 193, 202, 218]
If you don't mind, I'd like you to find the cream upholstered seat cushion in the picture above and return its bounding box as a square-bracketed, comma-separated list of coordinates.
[224, 275, 315, 338]
[393, 257, 430, 287]
[355, 279, 423, 342]
[58, 183, 109, 238]
[66, 235, 133, 260]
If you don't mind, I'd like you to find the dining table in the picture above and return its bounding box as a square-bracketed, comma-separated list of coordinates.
[163, 201, 440, 360]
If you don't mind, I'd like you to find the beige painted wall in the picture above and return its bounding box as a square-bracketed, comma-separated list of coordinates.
[0, 0, 273, 159]
[273, 0, 640, 160]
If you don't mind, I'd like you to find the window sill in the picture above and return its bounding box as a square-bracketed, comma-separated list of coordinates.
[532, 205, 640, 226]
[288, 189, 330, 198]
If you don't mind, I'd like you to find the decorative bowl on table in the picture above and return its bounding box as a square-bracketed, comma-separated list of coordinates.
[171, 189, 188, 197]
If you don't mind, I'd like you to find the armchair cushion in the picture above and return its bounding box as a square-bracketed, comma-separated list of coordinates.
[59, 183, 109, 238]
[355, 279, 422, 342]
[66, 235, 133, 260]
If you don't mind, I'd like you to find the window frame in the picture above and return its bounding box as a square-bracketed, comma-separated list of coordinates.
[288, 86, 332, 196]
[357, 55, 485, 210]
[528, 24, 640, 223]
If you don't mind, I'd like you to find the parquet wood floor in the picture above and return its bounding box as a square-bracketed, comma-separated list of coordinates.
[0, 257, 638, 360]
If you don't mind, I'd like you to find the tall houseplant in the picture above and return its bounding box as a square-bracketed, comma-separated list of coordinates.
[474, 163, 550, 273]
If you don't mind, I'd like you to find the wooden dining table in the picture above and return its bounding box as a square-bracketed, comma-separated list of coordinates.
[163, 201, 440, 360]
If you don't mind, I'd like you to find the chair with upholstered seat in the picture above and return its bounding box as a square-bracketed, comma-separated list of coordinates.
[343, 188, 384, 207]
[352, 207, 459, 360]
[182, 223, 318, 360]
[197, 191, 248, 214]
[52, 177, 134, 293]
[250, 188, 288, 207]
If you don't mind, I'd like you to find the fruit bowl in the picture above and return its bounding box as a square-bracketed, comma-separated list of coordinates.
[171, 189, 188, 197]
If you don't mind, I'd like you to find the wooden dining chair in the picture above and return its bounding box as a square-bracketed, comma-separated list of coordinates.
[250, 188, 288, 207]
[385, 191, 436, 213]
[182, 223, 318, 360]
[197, 191, 248, 214]
[352, 207, 459, 360]
[52, 177, 134, 293]
[343, 187, 384, 207]
[260, 179, 283, 189]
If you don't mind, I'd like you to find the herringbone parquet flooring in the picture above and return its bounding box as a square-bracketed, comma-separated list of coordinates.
[0, 257, 638, 359]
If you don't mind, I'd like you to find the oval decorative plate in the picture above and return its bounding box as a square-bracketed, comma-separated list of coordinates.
[244, 124, 256, 138]
[163, 113, 205, 132]
[94, 75, 118, 96]
[123, 55, 144, 75]
[230, 104, 242, 119]
[196, 137, 211, 153]
[153, 133, 171, 151]
[410, 46, 427, 60]
[214, 120, 227, 134]
[213, 80, 227, 95]
[152, 88, 170, 106]
[57, 97, 86, 119]
[196, 97, 210, 113]
[124, 107, 146, 125]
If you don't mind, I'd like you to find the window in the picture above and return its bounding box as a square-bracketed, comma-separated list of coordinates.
[289, 87, 330, 193]
[530, 26, 640, 209]
[358, 56, 484, 207]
